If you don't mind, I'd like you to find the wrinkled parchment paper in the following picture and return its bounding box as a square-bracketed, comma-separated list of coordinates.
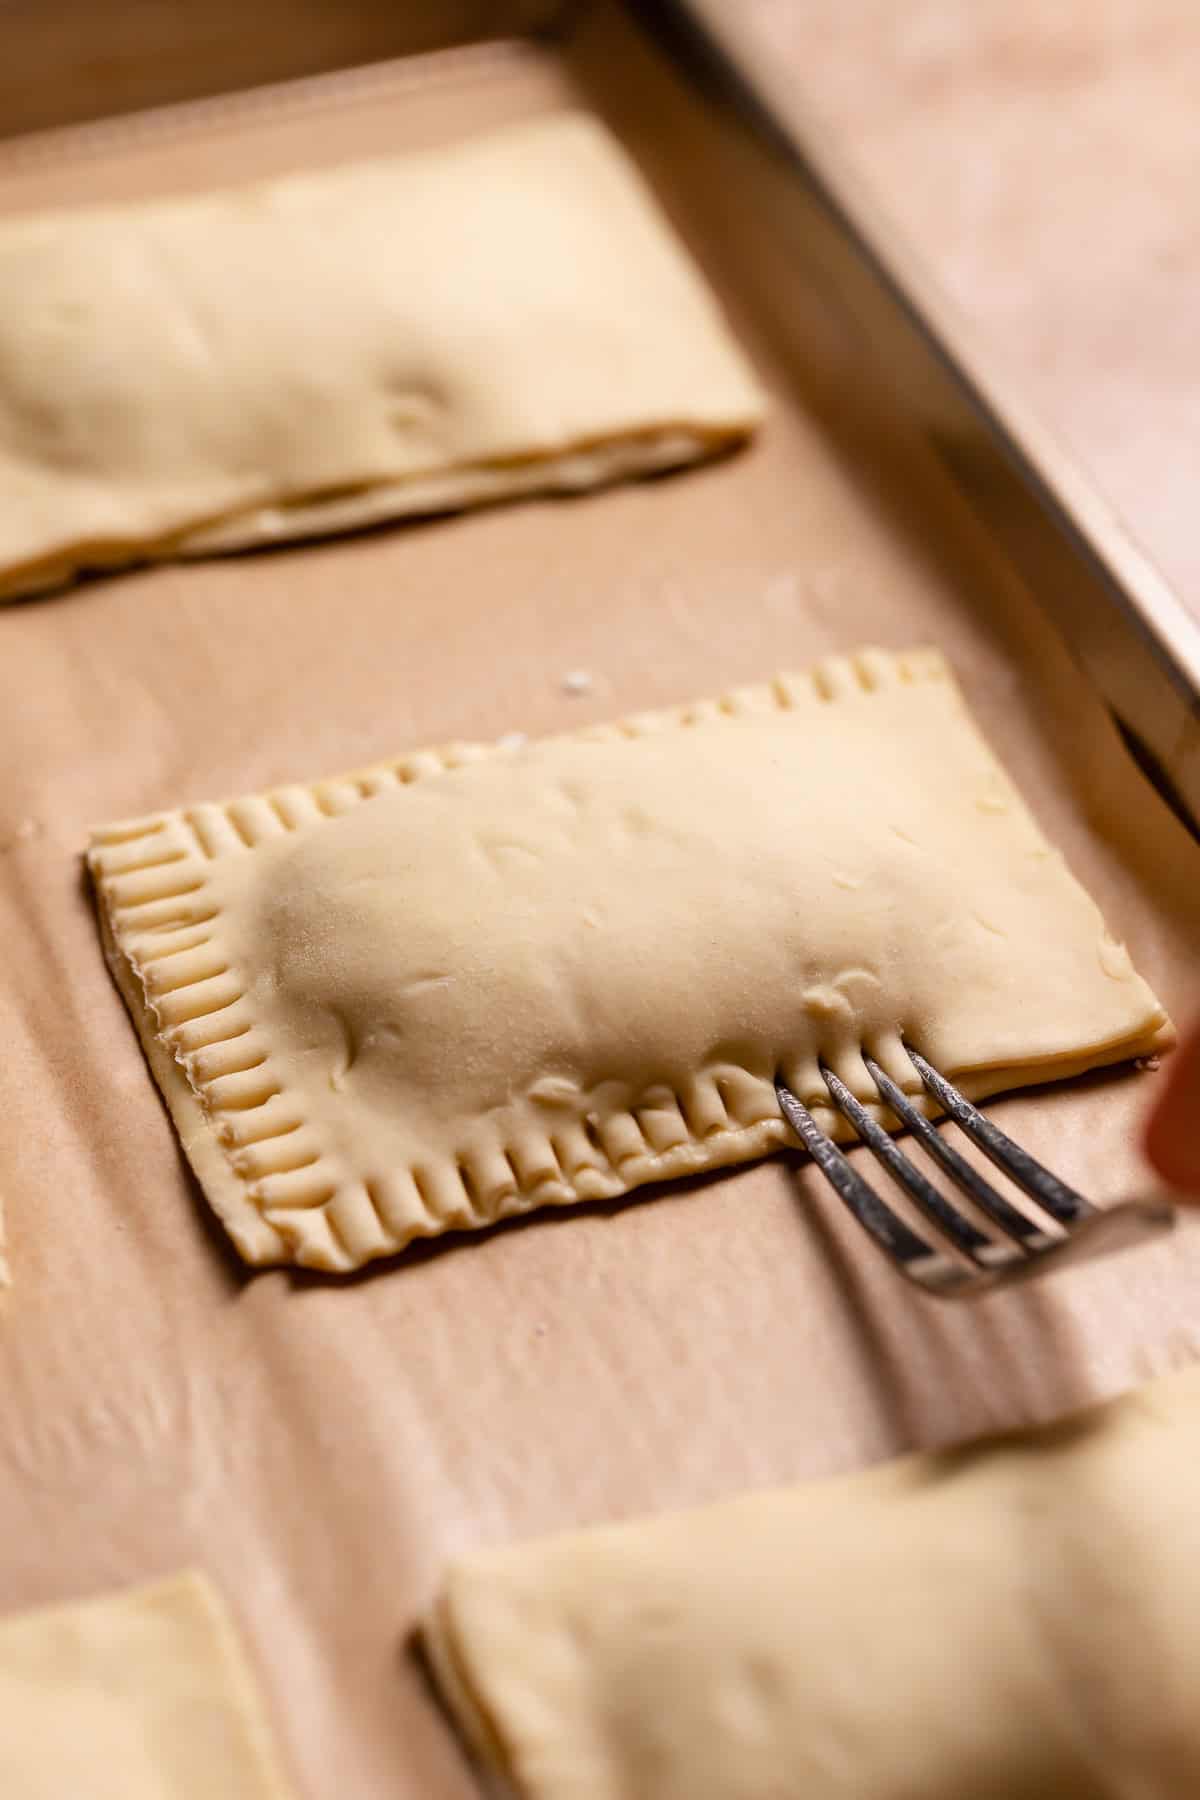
[0, 16, 1197, 1797]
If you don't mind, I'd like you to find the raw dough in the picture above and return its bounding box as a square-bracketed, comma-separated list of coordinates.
[0, 1571, 294, 1799]
[88, 647, 1169, 1273]
[0, 113, 764, 601]
[424, 1364, 1200, 1800]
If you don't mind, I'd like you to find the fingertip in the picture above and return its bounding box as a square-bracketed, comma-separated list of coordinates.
[1144, 1025, 1200, 1194]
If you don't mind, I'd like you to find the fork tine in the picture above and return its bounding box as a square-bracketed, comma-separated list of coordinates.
[905, 1047, 1093, 1226]
[819, 1063, 1014, 1265]
[779, 1056, 1172, 1300]
[775, 1081, 971, 1294]
[863, 1055, 1054, 1250]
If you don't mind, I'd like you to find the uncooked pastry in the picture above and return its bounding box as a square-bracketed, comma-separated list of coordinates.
[0, 113, 764, 601]
[0, 1570, 294, 1799]
[424, 1364, 1200, 1800]
[87, 646, 1169, 1273]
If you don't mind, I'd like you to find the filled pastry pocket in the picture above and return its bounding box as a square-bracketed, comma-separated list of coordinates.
[422, 1367, 1200, 1800]
[0, 112, 764, 601]
[88, 647, 1168, 1272]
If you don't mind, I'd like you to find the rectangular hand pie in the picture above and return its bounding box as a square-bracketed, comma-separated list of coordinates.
[0, 1571, 294, 1799]
[423, 1365, 1200, 1800]
[88, 647, 1168, 1273]
[0, 113, 763, 601]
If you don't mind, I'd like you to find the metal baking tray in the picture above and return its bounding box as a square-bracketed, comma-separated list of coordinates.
[1, 6, 1198, 1799]
[641, 0, 1200, 833]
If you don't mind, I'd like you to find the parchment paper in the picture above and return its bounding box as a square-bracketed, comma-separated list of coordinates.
[0, 15, 1197, 1798]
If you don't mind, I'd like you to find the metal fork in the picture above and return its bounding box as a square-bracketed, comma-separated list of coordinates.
[776, 1046, 1174, 1296]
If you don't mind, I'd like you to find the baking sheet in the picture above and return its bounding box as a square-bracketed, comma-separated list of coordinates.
[1, 11, 1198, 1797]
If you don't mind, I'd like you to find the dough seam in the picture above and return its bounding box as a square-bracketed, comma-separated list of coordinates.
[0, 427, 733, 603]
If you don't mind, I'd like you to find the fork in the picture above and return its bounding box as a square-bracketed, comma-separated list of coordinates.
[776, 1046, 1174, 1296]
